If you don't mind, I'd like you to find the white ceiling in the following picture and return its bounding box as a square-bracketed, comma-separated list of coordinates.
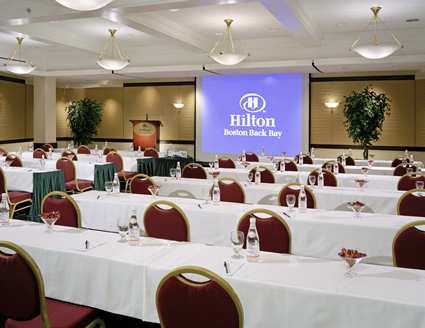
[0, 0, 424, 83]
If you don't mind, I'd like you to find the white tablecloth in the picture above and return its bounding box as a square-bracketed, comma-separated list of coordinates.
[2, 221, 425, 328]
[3, 167, 57, 192]
[72, 191, 419, 261]
[152, 177, 402, 214]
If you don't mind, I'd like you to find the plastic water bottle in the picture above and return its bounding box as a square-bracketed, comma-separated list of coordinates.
[241, 150, 246, 162]
[112, 173, 120, 193]
[280, 159, 286, 172]
[261, 147, 265, 156]
[246, 218, 260, 261]
[28, 144, 33, 152]
[212, 181, 220, 203]
[298, 185, 307, 211]
[333, 162, 339, 175]
[341, 153, 346, 166]
[310, 147, 315, 158]
[137, 146, 142, 157]
[214, 154, 219, 169]
[40, 155, 46, 170]
[128, 210, 140, 245]
[254, 169, 261, 184]
[318, 169, 324, 188]
[48, 148, 53, 159]
[299, 153, 304, 165]
[0, 193, 10, 225]
[95, 144, 98, 153]
[67, 143, 71, 150]
[405, 149, 409, 158]
[175, 162, 181, 179]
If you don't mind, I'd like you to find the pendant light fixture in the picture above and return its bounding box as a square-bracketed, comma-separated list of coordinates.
[209, 19, 248, 66]
[4, 37, 36, 75]
[351, 6, 402, 60]
[97, 29, 130, 71]
[56, 0, 113, 11]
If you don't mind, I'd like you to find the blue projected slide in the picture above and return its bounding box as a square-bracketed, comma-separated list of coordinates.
[201, 73, 304, 155]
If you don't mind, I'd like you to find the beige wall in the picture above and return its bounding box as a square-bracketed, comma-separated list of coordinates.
[415, 79, 425, 147]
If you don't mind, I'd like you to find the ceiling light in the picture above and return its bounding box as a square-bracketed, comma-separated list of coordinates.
[56, 0, 113, 11]
[351, 7, 402, 60]
[209, 19, 248, 66]
[173, 103, 185, 110]
[4, 37, 36, 75]
[325, 101, 339, 108]
[97, 29, 129, 71]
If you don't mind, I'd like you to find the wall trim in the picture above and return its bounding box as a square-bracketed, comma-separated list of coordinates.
[0, 138, 33, 144]
[123, 81, 195, 87]
[311, 144, 425, 152]
[57, 137, 194, 145]
[0, 75, 26, 85]
[310, 75, 415, 82]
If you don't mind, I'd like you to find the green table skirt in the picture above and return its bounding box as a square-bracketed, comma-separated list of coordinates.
[137, 157, 202, 177]
[30, 170, 65, 219]
[94, 163, 115, 191]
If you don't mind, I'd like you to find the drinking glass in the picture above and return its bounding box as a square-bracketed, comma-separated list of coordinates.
[406, 167, 413, 174]
[148, 184, 160, 198]
[117, 217, 129, 242]
[286, 194, 296, 211]
[247, 172, 254, 184]
[41, 211, 60, 232]
[416, 181, 425, 190]
[209, 162, 214, 170]
[230, 231, 244, 259]
[308, 175, 316, 186]
[105, 181, 113, 194]
[169, 168, 176, 179]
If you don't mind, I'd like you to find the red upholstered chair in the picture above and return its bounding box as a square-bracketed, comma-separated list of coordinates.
[218, 177, 245, 203]
[128, 174, 154, 195]
[56, 157, 92, 193]
[144, 200, 190, 242]
[33, 148, 46, 159]
[237, 209, 291, 254]
[337, 155, 355, 166]
[41, 144, 54, 152]
[77, 145, 91, 154]
[397, 189, 425, 217]
[144, 147, 159, 158]
[182, 163, 207, 179]
[322, 161, 346, 174]
[278, 183, 316, 208]
[62, 150, 78, 161]
[0, 241, 104, 328]
[397, 173, 425, 191]
[106, 151, 136, 189]
[308, 169, 337, 187]
[218, 157, 236, 169]
[5, 154, 22, 167]
[295, 153, 313, 164]
[41, 191, 81, 228]
[249, 166, 275, 183]
[0, 148, 8, 156]
[0, 168, 32, 218]
[393, 220, 425, 270]
[392, 157, 409, 167]
[280, 159, 298, 171]
[394, 163, 417, 176]
[245, 152, 259, 162]
[156, 266, 243, 328]
[103, 147, 115, 155]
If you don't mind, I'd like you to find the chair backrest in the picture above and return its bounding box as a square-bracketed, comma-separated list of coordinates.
[280, 159, 298, 171]
[278, 183, 316, 208]
[41, 144, 53, 152]
[61, 150, 78, 161]
[5, 154, 22, 167]
[218, 177, 245, 203]
[33, 149, 46, 159]
[295, 154, 313, 164]
[394, 163, 417, 176]
[41, 191, 81, 228]
[397, 189, 425, 217]
[129, 174, 154, 195]
[237, 209, 291, 254]
[322, 161, 345, 174]
[144, 200, 190, 242]
[156, 266, 243, 328]
[393, 220, 425, 270]
[103, 147, 115, 155]
[245, 152, 259, 162]
[182, 163, 207, 179]
[392, 157, 409, 167]
[144, 148, 159, 158]
[0, 148, 8, 156]
[218, 157, 236, 169]
[0, 168, 7, 194]
[308, 169, 337, 187]
[337, 155, 355, 166]
[106, 151, 123, 172]
[0, 241, 49, 326]
[56, 157, 76, 183]
[77, 145, 91, 154]
[397, 173, 425, 191]
[249, 166, 275, 183]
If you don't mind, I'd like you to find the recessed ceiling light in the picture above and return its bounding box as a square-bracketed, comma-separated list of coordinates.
[168, 8, 180, 12]
[406, 18, 420, 23]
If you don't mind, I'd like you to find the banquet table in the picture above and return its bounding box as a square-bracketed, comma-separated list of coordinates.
[137, 157, 198, 177]
[72, 190, 419, 262]
[2, 221, 425, 328]
[152, 177, 403, 214]
[3, 166, 65, 217]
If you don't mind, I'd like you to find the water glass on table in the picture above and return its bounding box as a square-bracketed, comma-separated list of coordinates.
[117, 216, 129, 242]
[416, 181, 425, 190]
[286, 194, 296, 211]
[169, 168, 176, 179]
[308, 175, 316, 187]
[105, 181, 113, 194]
[230, 231, 244, 259]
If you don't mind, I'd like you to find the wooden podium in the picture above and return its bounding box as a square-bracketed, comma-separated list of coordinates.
[130, 120, 162, 150]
